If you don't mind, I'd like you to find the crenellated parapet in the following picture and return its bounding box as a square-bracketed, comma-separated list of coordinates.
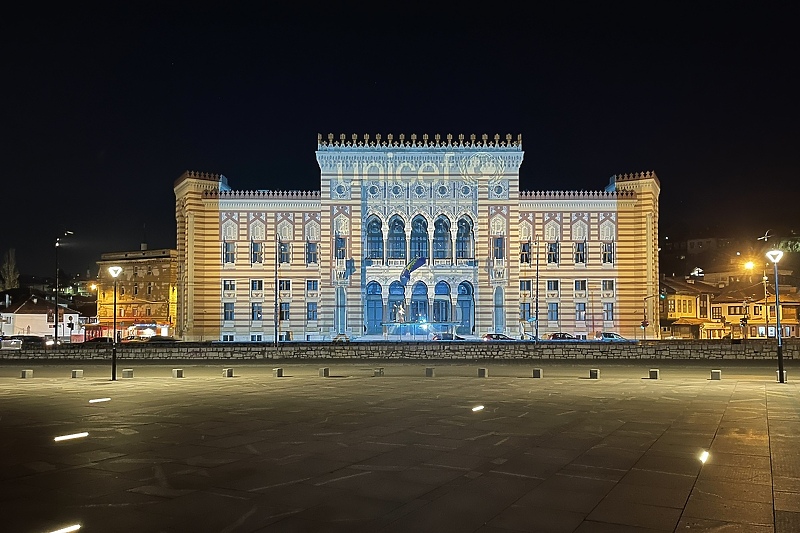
[520, 190, 636, 199]
[608, 171, 660, 186]
[203, 189, 321, 199]
[317, 133, 522, 150]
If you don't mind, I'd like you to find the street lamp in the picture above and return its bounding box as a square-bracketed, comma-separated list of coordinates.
[108, 266, 122, 381]
[54, 230, 73, 346]
[766, 249, 784, 383]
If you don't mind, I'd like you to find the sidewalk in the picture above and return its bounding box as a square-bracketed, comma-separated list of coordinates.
[1, 361, 798, 532]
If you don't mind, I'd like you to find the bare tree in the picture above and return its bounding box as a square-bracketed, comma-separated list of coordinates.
[0, 249, 19, 290]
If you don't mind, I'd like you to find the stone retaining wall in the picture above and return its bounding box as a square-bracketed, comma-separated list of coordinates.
[0, 339, 796, 361]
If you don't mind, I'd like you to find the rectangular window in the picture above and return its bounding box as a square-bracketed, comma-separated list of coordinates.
[224, 302, 235, 321]
[307, 302, 318, 321]
[133, 283, 138, 295]
[335, 237, 347, 259]
[306, 279, 318, 292]
[133, 266, 139, 277]
[223, 280, 235, 292]
[547, 242, 559, 264]
[753, 305, 762, 316]
[602, 242, 614, 264]
[251, 241, 263, 264]
[519, 279, 531, 292]
[712, 306, 722, 319]
[306, 242, 318, 265]
[251, 279, 263, 292]
[574, 279, 587, 291]
[222, 334, 234, 342]
[147, 282, 153, 295]
[547, 280, 559, 292]
[279, 279, 291, 292]
[280, 302, 290, 321]
[603, 302, 614, 321]
[493, 237, 505, 259]
[120, 285, 125, 296]
[575, 302, 586, 321]
[699, 298, 708, 318]
[145, 307, 151, 317]
[668, 300, 676, 313]
[119, 308, 125, 317]
[547, 302, 559, 321]
[146, 265, 152, 276]
[727, 305, 744, 315]
[519, 242, 531, 264]
[279, 242, 290, 264]
[602, 279, 614, 292]
[223, 242, 235, 264]
[251, 303, 262, 321]
[250, 334, 263, 342]
[574, 242, 586, 264]
[519, 302, 531, 321]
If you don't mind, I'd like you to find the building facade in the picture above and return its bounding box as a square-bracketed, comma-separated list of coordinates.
[174, 133, 660, 342]
[96, 248, 178, 339]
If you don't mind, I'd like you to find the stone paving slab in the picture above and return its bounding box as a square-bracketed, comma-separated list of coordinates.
[1, 360, 799, 532]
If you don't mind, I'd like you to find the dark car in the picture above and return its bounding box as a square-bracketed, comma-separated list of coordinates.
[548, 332, 577, 341]
[145, 335, 178, 343]
[482, 333, 515, 341]
[9, 335, 48, 348]
[432, 333, 465, 341]
[84, 336, 114, 344]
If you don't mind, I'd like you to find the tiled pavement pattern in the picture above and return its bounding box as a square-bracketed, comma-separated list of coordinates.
[2, 361, 800, 532]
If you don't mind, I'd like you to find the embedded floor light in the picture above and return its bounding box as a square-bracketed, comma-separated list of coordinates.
[54, 432, 89, 442]
[49, 525, 81, 533]
[88, 398, 111, 404]
[699, 450, 709, 464]
[472, 405, 485, 412]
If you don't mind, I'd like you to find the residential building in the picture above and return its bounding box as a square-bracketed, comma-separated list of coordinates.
[174, 133, 660, 341]
[0, 294, 79, 340]
[96, 247, 178, 339]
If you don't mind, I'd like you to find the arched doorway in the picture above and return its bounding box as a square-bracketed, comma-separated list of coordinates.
[365, 281, 383, 334]
[410, 281, 429, 323]
[457, 281, 474, 335]
[433, 281, 451, 322]
[388, 281, 406, 322]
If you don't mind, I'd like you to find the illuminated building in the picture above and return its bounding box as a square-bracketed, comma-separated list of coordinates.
[174, 133, 660, 341]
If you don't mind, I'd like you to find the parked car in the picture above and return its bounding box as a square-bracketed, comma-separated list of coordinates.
[596, 332, 633, 342]
[122, 336, 146, 343]
[9, 335, 48, 348]
[482, 333, 515, 341]
[548, 332, 578, 341]
[83, 337, 114, 344]
[432, 333, 465, 341]
[145, 335, 178, 343]
[0, 337, 23, 350]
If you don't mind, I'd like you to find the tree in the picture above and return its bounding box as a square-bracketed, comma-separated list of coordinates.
[0, 249, 19, 290]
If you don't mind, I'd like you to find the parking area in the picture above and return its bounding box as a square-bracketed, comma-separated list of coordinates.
[2, 360, 800, 532]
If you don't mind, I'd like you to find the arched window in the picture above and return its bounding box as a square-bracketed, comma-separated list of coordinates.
[366, 281, 382, 295]
[456, 217, 474, 259]
[387, 217, 406, 260]
[494, 287, 505, 333]
[366, 217, 383, 260]
[365, 281, 383, 334]
[433, 217, 451, 260]
[388, 281, 406, 322]
[410, 281, 429, 323]
[457, 281, 474, 335]
[433, 281, 451, 322]
[410, 215, 429, 259]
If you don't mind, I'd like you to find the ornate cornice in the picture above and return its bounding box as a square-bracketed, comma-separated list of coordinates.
[317, 133, 522, 150]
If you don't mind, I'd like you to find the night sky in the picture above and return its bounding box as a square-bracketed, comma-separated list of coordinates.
[3, 3, 798, 278]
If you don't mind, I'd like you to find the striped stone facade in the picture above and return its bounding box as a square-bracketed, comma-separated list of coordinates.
[173, 134, 660, 342]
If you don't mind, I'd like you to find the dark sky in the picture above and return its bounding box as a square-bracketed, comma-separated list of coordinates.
[3, 2, 798, 277]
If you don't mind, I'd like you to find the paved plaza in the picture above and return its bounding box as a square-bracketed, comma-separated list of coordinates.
[2, 360, 800, 532]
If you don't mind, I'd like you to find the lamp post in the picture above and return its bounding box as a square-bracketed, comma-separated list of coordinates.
[534, 235, 540, 342]
[54, 230, 73, 346]
[766, 250, 784, 383]
[108, 266, 122, 381]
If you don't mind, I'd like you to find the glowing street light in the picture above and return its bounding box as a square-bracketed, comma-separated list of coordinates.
[108, 266, 122, 381]
[766, 249, 785, 383]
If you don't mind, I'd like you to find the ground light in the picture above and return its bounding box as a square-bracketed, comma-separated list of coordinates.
[472, 405, 484, 412]
[88, 398, 111, 403]
[699, 450, 709, 464]
[49, 525, 81, 533]
[54, 432, 88, 442]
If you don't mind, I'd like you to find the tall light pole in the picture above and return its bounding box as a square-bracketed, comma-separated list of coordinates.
[534, 235, 540, 342]
[54, 230, 73, 346]
[766, 250, 784, 383]
[108, 266, 122, 381]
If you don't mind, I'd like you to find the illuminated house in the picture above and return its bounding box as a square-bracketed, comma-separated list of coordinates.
[96, 248, 178, 339]
[174, 133, 660, 341]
